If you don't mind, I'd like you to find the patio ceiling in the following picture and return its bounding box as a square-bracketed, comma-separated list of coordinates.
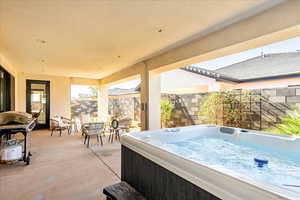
[0, 0, 283, 79]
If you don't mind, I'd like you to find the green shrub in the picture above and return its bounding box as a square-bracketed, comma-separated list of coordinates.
[198, 91, 251, 128]
[160, 99, 174, 128]
[265, 106, 300, 136]
[198, 92, 223, 125]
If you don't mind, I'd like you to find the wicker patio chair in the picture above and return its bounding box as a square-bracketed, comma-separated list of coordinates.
[119, 118, 132, 132]
[50, 116, 71, 136]
[82, 122, 105, 148]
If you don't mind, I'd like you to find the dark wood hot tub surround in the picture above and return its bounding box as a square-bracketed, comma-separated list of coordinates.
[121, 145, 221, 200]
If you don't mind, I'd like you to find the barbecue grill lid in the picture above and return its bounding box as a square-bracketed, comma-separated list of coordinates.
[0, 111, 33, 125]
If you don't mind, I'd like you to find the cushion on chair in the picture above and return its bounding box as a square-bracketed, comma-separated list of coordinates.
[51, 116, 64, 127]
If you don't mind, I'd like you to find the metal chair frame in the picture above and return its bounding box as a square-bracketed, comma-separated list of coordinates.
[82, 122, 105, 148]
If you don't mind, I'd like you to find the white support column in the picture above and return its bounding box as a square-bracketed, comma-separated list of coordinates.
[148, 72, 161, 130]
[98, 84, 109, 122]
[140, 63, 149, 131]
[140, 62, 161, 131]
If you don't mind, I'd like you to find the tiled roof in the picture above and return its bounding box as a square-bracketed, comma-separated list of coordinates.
[215, 52, 300, 81]
[110, 52, 300, 95]
[181, 66, 239, 83]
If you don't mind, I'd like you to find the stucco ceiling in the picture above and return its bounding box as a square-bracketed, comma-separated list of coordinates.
[0, 0, 283, 79]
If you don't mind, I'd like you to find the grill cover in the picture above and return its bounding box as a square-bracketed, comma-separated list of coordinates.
[0, 111, 32, 125]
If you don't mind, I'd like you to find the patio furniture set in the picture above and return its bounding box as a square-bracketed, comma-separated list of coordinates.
[50, 116, 131, 148]
[82, 119, 131, 148]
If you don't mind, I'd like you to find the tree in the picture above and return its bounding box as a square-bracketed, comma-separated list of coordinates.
[88, 86, 98, 99]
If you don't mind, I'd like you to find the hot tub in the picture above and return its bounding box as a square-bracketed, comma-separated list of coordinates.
[120, 125, 300, 200]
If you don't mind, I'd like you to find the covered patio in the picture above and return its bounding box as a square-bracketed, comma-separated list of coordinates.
[0, 0, 300, 200]
[0, 130, 121, 200]
[1, 0, 299, 131]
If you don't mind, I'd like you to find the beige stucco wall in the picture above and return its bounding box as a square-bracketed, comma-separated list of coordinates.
[218, 77, 300, 91]
[233, 78, 300, 90]
[16, 73, 71, 118]
[0, 54, 18, 77]
[70, 77, 99, 86]
[161, 69, 219, 94]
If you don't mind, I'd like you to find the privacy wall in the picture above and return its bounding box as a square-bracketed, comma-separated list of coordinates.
[163, 87, 299, 129]
[72, 87, 300, 130]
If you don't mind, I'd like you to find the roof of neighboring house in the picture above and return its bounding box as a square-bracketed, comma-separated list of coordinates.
[180, 66, 239, 83]
[108, 87, 139, 96]
[215, 52, 300, 81]
[109, 52, 300, 95]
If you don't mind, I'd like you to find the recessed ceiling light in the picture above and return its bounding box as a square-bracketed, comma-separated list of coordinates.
[36, 39, 46, 44]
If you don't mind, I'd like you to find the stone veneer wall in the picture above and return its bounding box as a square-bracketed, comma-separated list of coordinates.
[163, 87, 300, 129]
[108, 96, 141, 121]
[71, 96, 141, 121]
[161, 93, 205, 127]
[71, 99, 98, 119]
[72, 87, 300, 129]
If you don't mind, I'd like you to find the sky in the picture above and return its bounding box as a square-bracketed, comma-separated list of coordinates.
[71, 85, 93, 98]
[192, 37, 300, 70]
[72, 36, 300, 96]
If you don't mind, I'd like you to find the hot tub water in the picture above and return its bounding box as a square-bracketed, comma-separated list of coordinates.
[163, 135, 300, 193]
[126, 125, 300, 199]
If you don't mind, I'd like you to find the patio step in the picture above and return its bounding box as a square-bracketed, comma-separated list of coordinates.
[103, 181, 146, 200]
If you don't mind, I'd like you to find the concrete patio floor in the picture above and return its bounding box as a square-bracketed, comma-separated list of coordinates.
[0, 130, 121, 200]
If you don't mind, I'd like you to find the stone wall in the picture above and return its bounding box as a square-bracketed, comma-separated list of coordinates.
[161, 93, 205, 127]
[71, 99, 98, 120]
[162, 87, 300, 129]
[108, 96, 141, 121]
[71, 87, 300, 130]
